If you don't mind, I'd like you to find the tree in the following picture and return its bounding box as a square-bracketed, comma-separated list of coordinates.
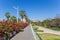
[11, 16, 17, 22]
[41, 19, 51, 28]
[18, 18, 21, 22]
[5, 12, 10, 21]
[51, 18, 60, 28]
[19, 10, 29, 22]
[50, 14, 60, 28]
[19, 10, 25, 20]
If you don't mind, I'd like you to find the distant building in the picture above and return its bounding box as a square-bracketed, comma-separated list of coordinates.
[0, 18, 4, 22]
[31, 20, 41, 26]
[31, 20, 40, 22]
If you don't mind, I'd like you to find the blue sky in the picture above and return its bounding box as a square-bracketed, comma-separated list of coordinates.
[0, 0, 60, 20]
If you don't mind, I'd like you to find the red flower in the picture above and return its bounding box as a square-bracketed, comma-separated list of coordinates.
[2, 22, 10, 26]
[0, 30, 3, 35]
[22, 23, 29, 27]
[0, 21, 29, 35]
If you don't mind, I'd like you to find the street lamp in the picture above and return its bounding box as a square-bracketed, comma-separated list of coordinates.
[13, 6, 19, 23]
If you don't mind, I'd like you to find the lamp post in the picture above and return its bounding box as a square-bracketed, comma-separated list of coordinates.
[13, 6, 19, 23]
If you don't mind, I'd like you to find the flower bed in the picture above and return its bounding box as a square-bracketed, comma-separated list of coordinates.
[0, 22, 29, 40]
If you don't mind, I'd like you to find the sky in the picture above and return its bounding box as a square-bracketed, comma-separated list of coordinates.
[0, 0, 60, 20]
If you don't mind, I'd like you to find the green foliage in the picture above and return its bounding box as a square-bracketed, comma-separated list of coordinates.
[51, 18, 60, 28]
[49, 27, 60, 31]
[10, 16, 17, 22]
[32, 22, 41, 26]
[19, 10, 25, 19]
[32, 26, 44, 32]
[32, 26, 39, 30]
[5, 12, 10, 20]
[35, 30, 44, 32]
[5, 10, 29, 23]
[40, 33, 60, 40]
[19, 10, 29, 23]
[18, 18, 21, 22]
[40, 15, 60, 28]
[41, 19, 51, 28]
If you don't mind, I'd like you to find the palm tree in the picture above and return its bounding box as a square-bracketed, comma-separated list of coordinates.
[5, 12, 10, 21]
[19, 10, 25, 19]
[19, 10, 29, 22]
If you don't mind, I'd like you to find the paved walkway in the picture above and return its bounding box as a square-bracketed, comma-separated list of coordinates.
[38, 26, 60, 35]
[11, 25, 35, 40]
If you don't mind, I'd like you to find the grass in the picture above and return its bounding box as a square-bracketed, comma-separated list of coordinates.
[32, 25, 60, 40]
[49, 27, 60, 31]
[40, 25, 60, 31]
[32, 26, 44, 32]
[35, 30, 44, 32]
[39, 33, 60, 40]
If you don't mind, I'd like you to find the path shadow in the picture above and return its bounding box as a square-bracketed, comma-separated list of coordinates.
[10, 30, 24, 39]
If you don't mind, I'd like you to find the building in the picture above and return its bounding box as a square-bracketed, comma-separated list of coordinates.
[0, 18, 4, 22]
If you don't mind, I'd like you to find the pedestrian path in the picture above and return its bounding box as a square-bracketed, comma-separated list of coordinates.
[11, 25, 35, 40]
[38, 26, 60, 35]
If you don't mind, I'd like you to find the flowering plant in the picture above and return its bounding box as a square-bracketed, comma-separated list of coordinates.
[0, 21, 29, 40]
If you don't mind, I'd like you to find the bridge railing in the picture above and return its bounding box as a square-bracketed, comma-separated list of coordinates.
[30, 24, 42, 40]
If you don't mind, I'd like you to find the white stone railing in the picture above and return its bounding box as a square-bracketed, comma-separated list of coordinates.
[30, 24, 42, 40]
[30, 24, 37, 40]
